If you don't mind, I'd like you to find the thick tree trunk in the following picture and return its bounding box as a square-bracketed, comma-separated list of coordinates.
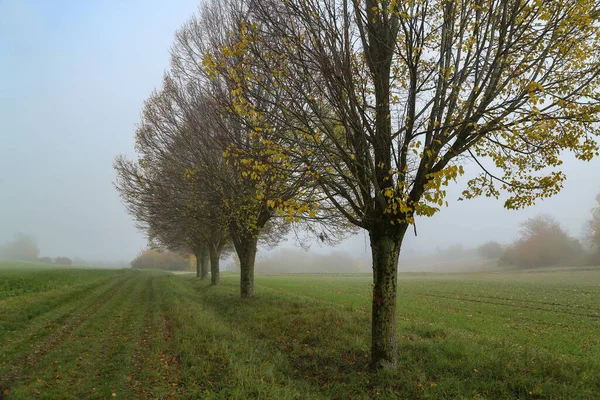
[229, 209, 269, 299]
[369, 225, 407, 370]
[201, 250, 209, 280]
[195, 247, 209, 280]
[208, 245, 220, 286]
[234, 235, 258, 298]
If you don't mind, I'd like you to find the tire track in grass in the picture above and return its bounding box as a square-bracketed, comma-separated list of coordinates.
[25, 274, 186, 400]
[408, 292, 600, 319]
[0, 275, 120, 341]
[0, 275, 129, 397]
[0, 276, 124, 359]
[408, 289, 600, 312]
[128, 276, 186, 399]
[14, 274, 149, 399]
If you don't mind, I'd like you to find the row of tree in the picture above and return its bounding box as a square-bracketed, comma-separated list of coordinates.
[115, 0, 600, 369]
[479, 196, 600, 268]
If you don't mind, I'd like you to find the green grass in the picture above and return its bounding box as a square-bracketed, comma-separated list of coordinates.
[0, 262, 598, 399]
[0, 262, 121, 301]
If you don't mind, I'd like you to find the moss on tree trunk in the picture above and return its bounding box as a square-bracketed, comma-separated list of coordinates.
[236, 235, 258, 298]
[195, 250, 202, 278]
[195, 247, 209, 280]
[209, 245, 220, 286]
[201, 251, 209, 280]
[369, 225, 406, 370]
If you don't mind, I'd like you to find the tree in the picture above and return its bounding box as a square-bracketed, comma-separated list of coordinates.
[205, 0, 600, 369]
[502, 214, 581, 268]
[0, 233, 40, 262]
[477, 241, 504, 260]
[584, 193, 600, 264]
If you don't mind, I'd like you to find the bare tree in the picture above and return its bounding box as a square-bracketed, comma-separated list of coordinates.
[114, 85, 230, 285]
[205, 0, 600, 368]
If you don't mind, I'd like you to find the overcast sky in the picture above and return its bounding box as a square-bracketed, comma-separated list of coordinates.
[1, 0, 599, 262]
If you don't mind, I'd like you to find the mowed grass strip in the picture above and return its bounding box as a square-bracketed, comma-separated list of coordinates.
[1, 264, 599, 399]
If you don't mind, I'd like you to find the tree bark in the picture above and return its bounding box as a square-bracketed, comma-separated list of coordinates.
[229, 208, 270, 299]
[233, 234, 258, 298]
[208, 245, 220, 286]
[195, 250, 202, 278]
[369, 224, 407, 370]
[201, 249, 209, 280]
[195, 247, 209, 280]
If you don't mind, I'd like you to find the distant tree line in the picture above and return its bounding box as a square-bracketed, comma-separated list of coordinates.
[0, 233, 73, 266]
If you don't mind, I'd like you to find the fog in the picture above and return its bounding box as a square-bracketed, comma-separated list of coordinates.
[2, 1, 599, 266]
[0, 0, 198, 261]
[246, 246, 495, 274]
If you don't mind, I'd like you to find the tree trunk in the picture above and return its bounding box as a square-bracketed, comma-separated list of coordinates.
[369, 225, 407, 370]
[208, 245, 220, 286]
[195, 247, 209, 280]
[201, 249, 209, 280]
[195, 250, 202, 278]
[233, 234, 258, 298]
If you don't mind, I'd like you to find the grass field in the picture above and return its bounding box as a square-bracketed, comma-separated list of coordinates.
[0, 262, 598, 399]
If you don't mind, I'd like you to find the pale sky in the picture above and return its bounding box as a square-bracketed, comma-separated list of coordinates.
[0, 0, 198, 260]
[1, 0, 599, 262]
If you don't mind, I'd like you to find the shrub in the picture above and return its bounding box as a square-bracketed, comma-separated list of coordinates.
[130, 249, 191, 271]
[54, 257, 72, 266]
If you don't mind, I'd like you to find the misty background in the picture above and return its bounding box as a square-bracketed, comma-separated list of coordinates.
[2, 0, 600, 265]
